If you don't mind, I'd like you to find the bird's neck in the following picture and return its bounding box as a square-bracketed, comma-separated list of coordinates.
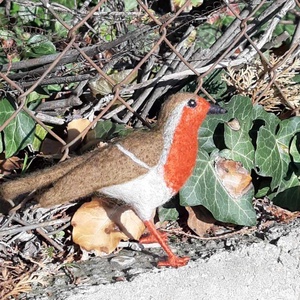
[159, 104, 203, 193]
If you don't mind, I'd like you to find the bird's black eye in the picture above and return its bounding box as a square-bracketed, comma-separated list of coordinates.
[187, 99, 197, 108]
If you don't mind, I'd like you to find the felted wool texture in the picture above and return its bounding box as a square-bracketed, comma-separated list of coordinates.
[163, 95, 210, 192]
[0, 150, 97, 201]
[118, 129, 163, 168]
[1, 92, 211, 213]
[37, 144, 149, 206]
[101, 167, 173, 221]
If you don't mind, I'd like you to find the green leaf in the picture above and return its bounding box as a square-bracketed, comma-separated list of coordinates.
[290, 134, 300, 164]
[0, 99, 35, 157]
[32, 124, 49, 152]
[125, 0, 138, 11]
[88, 120, 131, 141]
[25, 35, 56, 58]
[199, 109, 229, 154]
[180, 150, 256, 226]
[26, 91, 47, 103]
[18, 6, 36, 23]
[272, 171, 300, 211]
[220, 95, 255, 171]
[195, 23, 221, 49]
[158, 206, 179, 222]
[89, 70, 137, 96]
[255, 115, 300, 190]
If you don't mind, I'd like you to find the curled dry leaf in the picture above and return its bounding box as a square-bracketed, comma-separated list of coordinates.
[71, 198, 145, 256]
[0, 155, 22, 175]
[215, 157, 253, 198]
[41, 119, 91, 155]
[186, 206, 216, 237]
[66, 119, 91, 150]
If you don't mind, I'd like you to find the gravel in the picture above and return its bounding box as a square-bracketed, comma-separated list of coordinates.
[25, 219, 300, 300]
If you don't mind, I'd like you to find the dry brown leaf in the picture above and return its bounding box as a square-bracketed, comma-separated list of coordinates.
[71, 198, 145, 256]
[66, 119, 91, 150]
[41, 119, 91, 155]
[186, 206, 216, 237]
[215, 157, 253, 198]
[0, 156, 22, 175]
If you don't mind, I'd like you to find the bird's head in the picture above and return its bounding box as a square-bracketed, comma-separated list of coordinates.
[156, 93, 226, 132]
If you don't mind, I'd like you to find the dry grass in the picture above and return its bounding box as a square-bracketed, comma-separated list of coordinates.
[223, 54, 300, 111]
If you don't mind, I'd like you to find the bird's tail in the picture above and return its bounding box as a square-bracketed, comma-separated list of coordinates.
[0, 150, 96, 203]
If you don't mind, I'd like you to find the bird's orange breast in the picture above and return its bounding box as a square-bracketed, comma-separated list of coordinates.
[163, 105, 206, 192]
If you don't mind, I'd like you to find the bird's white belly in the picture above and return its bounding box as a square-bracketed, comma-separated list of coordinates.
[100, 168, 174, 220]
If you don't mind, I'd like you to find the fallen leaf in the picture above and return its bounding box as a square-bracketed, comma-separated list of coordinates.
[0, 155, 22, 175]
[71, 198, 145, 256]
[40, 119, 91, 155]
[186, 206, 216, 237]
[214, 157, 253, 198]
[66, 119, 91, 150]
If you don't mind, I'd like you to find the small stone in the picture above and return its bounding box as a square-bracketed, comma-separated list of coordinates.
[110, 256, 136, 268]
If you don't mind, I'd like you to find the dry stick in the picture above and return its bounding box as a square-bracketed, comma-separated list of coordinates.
[20, 74, 92, 88]
[67, 0, 107, 39]
[291, 19, 300, 45]
[33, 113, 65, 125]
[122, 0, 193, 124]
[134, 26, 197, 126]
[131, 3, 254, 117]
[60, 47, 147, 152]
[120, 2, 296, 95]
[18, 37, 76, 101]
[192, 0, 282, 70]
[10, 217, 66, 252]
[0, 73, 25, 132]
[193, 1, 264, 95]
[238, 0, 293, 61]
[61, 25, 167, 151]
[40, 0, 71, 31]
[0, 25, 152, 73]
[240, 1, 296, 107]
[0, 217, 71, 237]
[6, 37, 76, 153]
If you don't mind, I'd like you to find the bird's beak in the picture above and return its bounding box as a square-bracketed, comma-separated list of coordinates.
[208, 104, 227, 114]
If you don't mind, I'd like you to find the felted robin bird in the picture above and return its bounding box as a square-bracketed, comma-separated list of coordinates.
[0, 93, 226, 267]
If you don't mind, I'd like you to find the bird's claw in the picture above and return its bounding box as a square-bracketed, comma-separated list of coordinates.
[158, 255, 190, 268]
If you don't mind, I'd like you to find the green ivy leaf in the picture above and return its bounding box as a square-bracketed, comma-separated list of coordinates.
[90, 70, 137, 96]
[272, 171, 300, 211]
[199, 109, 229, 154]
[290, 134, 300, 164]
[0, 99, 35, 158]
[125, 0, 138, 11]
[195, 23, 221, 49]
[220, 95, 255, 171]
[25, 35, 56, 58]
[255, 113, 300, 190]
[32, 124, 49, 152]
[158, 206, 179, 222]
[180, 149, 256, 226]
[87, 120, 131, 141]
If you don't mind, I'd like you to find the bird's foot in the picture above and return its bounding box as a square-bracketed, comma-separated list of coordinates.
[139, 231, 167, 244]
[142, 220, 190, 268]
[158, 255, 190, 268]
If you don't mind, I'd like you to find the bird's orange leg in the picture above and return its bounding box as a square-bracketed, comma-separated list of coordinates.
[140, 220, 190, 268]
[139, 227, 168, 244]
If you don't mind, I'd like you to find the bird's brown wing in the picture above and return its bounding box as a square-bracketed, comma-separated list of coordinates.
[37, 130, 163, 207]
